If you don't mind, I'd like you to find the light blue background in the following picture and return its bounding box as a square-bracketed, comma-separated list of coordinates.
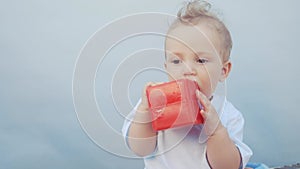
[1, 0, 299, 168]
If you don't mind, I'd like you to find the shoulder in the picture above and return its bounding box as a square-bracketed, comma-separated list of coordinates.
[221, 98, 245, 129]
[224, 99, 243, 118]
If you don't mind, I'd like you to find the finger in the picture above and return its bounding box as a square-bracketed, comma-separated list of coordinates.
[144, 81, 165, 89]
[195, 90, 209, 119]
[141, 82, 155, 106]
[195, 90, 211, 112]
[142, 82, 165, 103]
[143, 82, 155, 94]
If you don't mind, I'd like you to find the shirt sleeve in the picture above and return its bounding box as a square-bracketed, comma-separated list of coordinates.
[223, 100, 253, 169]
[121, 99, 141, 149]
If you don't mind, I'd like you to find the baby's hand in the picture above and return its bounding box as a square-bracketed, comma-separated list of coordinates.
[138, 82, 164, 113]
[196, 89, 223, 136]
[134, 82, 164, 124]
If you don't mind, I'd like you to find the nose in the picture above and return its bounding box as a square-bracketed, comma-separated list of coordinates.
[183, 61, 196, 76]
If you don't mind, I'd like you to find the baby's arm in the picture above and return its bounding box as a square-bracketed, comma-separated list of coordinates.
[196, 90, 241, 169]
[127, 82, 157, 157]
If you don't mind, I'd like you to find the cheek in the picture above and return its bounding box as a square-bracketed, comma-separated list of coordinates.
[207, 71, 221, 86]
[165, 65, 182, 80]
[196, 66, 221, 92]
[167, 70, 181, 81]
[202, 63, 222, 78]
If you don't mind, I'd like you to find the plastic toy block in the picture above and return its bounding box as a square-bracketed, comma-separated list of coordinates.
[146, 79, 204, 131]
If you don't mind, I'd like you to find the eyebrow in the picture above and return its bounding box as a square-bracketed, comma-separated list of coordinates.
[195, 51, 214, 56]
[170, 52, 184, 58]
[165, 51, 183, 60]
[168, 51, 213, 57]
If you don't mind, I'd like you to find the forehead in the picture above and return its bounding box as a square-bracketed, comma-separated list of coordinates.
[165, 23, 221, 55]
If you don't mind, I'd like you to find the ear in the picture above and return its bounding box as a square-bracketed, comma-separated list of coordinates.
[219, 61, 232, 82]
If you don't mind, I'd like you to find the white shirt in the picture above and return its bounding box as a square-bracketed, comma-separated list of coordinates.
[122, 95, 253, 169]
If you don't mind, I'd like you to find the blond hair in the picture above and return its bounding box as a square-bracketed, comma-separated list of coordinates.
[168, 0, 232, 61]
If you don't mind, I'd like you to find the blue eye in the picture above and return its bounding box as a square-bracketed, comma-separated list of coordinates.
[197, 58, 208, 64]
[171, 59, 181, 64]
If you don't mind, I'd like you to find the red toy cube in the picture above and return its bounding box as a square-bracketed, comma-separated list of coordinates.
[146, 79, 204, 131]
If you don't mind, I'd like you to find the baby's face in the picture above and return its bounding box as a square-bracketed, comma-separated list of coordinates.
[165, 23, 226, 98]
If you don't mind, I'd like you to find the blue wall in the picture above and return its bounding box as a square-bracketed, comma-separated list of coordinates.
[1, 0, 299, 168]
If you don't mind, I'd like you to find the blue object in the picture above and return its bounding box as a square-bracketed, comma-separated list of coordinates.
[246, 163, 269, 169]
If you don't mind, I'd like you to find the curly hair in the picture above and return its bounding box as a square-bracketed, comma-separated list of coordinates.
[168, 0, 232, 61]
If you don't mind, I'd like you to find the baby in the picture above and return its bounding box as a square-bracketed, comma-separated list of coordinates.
[122, 1, 252, 168]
